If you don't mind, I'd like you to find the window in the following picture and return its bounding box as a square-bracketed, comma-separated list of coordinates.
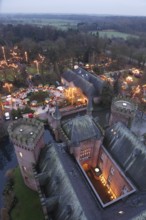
[80, 148, 91, 160]
[107, 175, 112, 185]
[122, 185, 129, 194]
[19, 152, 23, 158]
[110, 167, 115, 175]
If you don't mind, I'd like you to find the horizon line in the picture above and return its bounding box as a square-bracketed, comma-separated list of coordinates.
[0, 12, 146, 18]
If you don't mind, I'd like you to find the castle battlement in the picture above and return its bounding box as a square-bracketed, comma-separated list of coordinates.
[111, 96, 137, 117]
[8, 118, 44, 150]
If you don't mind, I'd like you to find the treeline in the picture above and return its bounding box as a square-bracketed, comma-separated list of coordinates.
[0, 20, 146, 71]
[77, 16, 146, 35]
[0, 24, 102, 63]
[1, 14, 146, 34]
[0, 24, 66, 44]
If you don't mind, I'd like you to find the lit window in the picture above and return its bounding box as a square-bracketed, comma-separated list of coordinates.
[80, 148, 91, 160]
[19, 152, 23, 158]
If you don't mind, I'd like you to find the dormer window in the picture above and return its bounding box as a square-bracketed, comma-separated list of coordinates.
[110, 167, 115, 175]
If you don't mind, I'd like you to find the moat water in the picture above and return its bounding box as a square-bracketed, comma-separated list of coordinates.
[0, 128, 53, 208]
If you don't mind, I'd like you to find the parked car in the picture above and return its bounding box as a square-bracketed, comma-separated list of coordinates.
[4, 112, 11, 120]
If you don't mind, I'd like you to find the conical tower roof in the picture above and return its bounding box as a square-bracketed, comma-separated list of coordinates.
[53, 103, 61, 120]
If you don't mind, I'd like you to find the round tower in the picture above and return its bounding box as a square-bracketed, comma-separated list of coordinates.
[8, 118, 45, 191]
[109, 96, 137, 128]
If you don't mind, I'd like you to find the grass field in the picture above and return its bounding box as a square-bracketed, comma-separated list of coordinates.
[38, 19, 78, 30]
[98, 30, 138, 40]
[2, 18, 79, 30]
[11, 167, 44, 220]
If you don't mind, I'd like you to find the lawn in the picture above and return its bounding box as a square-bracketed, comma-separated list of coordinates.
[11, 167, 44, 220]
[98, 30, 138, 40]
[0, 69, 16, 82]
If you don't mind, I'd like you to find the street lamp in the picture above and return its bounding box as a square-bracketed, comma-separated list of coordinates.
[1, 46, 7, 64]
[0, 94, 4, 116]
[34, 60, 39, 74]
[3, 82, 13, 93]
[24, 51, 28, 62]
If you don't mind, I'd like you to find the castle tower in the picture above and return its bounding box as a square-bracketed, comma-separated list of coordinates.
[109, 96, 137, 128]
[8, 118, 45, 191]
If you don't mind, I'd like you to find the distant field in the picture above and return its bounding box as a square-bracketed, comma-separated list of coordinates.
[98, 30, 138, 40]
[1, 18, 79, 30]
[39, 19, 78, 29]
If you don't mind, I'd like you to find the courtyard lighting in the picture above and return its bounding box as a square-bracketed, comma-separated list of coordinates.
[34, 60, 39, 74]
[125, 76, 133, 83]
[95, 167, 100, 173]
[3, 83, 13, 93]
[24, 51, 28, 62]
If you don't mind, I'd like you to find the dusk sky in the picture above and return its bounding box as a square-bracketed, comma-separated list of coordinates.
[0, 0, 146, 16]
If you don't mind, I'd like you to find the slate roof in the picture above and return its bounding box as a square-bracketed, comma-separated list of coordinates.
[103, 122, 146, 191]
[73, 67, 105, 95]
[37, 143, 101, 220]
[62, 69, 99, 97]
[61, 115, 103, 145]
[37, 123, 146, 220]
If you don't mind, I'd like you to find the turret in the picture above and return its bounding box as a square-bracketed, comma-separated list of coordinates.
[109, 96, 137, 128]
[8, 118, 45, 190]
